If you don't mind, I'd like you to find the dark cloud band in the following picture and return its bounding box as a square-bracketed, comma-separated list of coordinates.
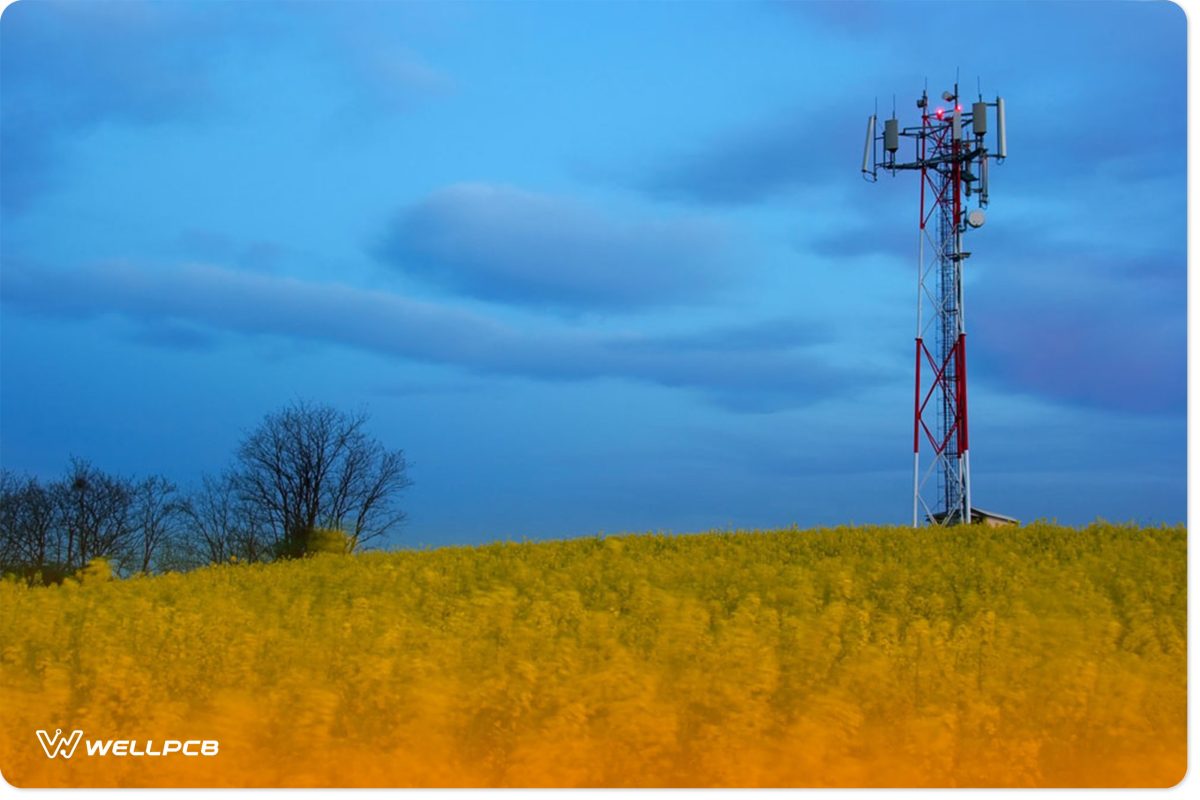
[374, 183, 739, 310]
[1, 260, 873, 412]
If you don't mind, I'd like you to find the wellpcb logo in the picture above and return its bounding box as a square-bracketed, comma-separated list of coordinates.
[36, 728, 219, 759]
[36, 729, 83, 759]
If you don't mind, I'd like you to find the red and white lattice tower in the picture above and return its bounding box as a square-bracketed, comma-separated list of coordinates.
[862, 83, 1008, 526]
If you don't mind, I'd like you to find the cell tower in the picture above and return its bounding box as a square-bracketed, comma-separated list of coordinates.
[861, 82, 1008, 526]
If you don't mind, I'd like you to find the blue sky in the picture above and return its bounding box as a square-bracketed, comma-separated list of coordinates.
[0, 0, 1186, 545]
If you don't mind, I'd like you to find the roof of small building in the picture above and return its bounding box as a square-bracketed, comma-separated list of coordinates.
[969, 507, 1019, 523]
[930, 507, 1020, 525]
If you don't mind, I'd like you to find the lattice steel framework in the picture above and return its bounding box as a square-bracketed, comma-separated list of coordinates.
[862, 82, 1007, 526]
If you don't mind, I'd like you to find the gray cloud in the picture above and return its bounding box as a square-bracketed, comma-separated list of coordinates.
[807, 224, 912, 261]
[0, 1, 453, 214]
[1, 260, 875, 412]
[970, 261, 1184, 415]
[638, 111, 847, 206]
[630, 2, 1182, 207]
[779, 0, 892, 34]
[125, 320, 219, 352]
[374, 183, 739, 310]
[0, 1, 233, 214]
[334, 39, 454, 113]
[609, 318, 829, 353]
[800, 209, 1185, 415]
[174, 229, 291, 273]
[807, 219, 1185, 282]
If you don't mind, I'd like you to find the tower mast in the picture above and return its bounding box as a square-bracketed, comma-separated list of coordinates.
[862, 83, 1008, 526]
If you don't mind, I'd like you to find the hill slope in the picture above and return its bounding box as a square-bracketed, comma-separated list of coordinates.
[0, 523, 1186, 787]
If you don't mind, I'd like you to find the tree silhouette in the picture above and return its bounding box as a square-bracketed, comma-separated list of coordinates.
[233, 401, 411, 557]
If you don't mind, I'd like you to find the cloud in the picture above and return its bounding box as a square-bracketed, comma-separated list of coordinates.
[626, 2, 1182, 208]
[124, 321, 219, 352]
[335, 41, 454, 112]
[610, 318, 829, 353]
[0, 1, 453, 213]
[637, 111, 846, 206]
[0, 1, 233, 213]
[778, 0, 892, 34]
[799, 208, 1185, 415]
[374, 184, 739, 310]
[600, 337, 867, 413]
[1, 260, 875, 412]
[801, 205, 1185, 283]
[969, 252, 1184, 415]
[807, 225, 912, 261]
[289, 7, 456, 135]
[174, 229, 290, 273]
[635, 73, 1180, 210]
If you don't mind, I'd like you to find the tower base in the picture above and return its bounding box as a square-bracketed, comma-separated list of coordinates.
[928, 507, 1019, 527]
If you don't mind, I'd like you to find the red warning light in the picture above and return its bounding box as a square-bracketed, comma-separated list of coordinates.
[956, 104, 962, 112]
[935, 107, 945, 119]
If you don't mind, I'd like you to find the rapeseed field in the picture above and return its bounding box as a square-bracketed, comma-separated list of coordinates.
[0, 523, 1185, 787]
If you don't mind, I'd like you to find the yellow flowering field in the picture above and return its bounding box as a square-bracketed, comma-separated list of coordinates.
[0, 522, 1185, 788]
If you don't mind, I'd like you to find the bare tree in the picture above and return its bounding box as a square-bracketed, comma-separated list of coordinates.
[234, 401, 411, 557]
[1, 471, 59, 578]
[186, 472, 272, 564]
[23, 479, 56, 568]
[132, 475, 188, 573]
[1, 474, 65, 582]
[53, 458, 135, 572]
[0, 471, 23, 571]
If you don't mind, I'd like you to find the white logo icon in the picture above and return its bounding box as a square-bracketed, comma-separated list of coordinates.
[36, 729, 84, 759]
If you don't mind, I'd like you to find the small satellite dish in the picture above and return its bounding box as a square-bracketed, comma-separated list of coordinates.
[967, 209, 986, 228]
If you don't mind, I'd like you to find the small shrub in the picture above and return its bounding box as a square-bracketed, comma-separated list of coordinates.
[307, 527, 352, 556]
